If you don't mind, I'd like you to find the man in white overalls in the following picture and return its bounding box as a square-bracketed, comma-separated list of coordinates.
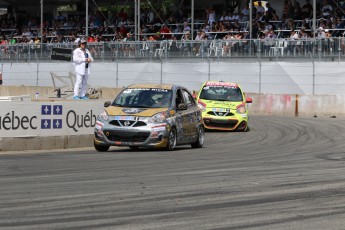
[72, 38, 93, 100]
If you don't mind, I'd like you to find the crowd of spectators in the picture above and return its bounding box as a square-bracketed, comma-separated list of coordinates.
[0, 0, 345, 47]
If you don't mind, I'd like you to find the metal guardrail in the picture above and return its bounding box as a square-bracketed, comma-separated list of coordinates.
[1, 38, 345, 62]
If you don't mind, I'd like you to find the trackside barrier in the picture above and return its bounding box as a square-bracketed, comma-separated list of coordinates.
[2, 61, 345, 95]
[1, 93, 345, 151]
[0, 101, 105, 151]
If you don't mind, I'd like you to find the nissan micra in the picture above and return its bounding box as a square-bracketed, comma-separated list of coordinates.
[196, 81, 252, 131]
[94, 84, 205, 151]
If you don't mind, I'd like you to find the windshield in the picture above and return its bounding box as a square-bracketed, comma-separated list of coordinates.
[199, 85, 243, 102]
[112, 88, 173, 108]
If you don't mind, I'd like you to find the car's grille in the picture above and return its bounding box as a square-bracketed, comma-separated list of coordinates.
[109, 120, 147, 127]
[207, 111, 234, 116]
[203, 118, 238, 128]
[104, 130, 150, 142]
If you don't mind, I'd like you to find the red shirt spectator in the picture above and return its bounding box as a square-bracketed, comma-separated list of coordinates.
[159, 25, 172, 39]
[118, 9, 128, 21]
[88, 35, 96, 43]
[119, 25, 127, 38]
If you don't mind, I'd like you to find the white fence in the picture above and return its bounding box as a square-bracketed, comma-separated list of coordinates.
[2, 60, 345, 95]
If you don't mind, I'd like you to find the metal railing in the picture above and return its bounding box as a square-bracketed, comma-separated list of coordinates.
[1, 38, 345, 62]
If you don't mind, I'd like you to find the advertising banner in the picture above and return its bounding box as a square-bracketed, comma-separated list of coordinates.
[0, 101, 104, 137]
[51, 48, 72, 62]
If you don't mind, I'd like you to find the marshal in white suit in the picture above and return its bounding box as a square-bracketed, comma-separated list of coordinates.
[73, 43, 94, 99]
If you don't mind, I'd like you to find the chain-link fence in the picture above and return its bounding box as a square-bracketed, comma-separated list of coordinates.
[1, 38, 345, 62]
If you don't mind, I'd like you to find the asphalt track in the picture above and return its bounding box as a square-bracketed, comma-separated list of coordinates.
[1, 115, 345, 230]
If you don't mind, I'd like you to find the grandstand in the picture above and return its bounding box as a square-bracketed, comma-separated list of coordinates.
[0, 0, 344, 61]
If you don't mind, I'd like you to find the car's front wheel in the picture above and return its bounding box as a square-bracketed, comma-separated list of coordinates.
[191, 125, 204, 148]
[166, 127, 177, 151]
[94, 140, 110, 152]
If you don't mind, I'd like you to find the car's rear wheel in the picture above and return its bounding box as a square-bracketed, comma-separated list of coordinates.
[94, 140, 110, 152]
[166, 127, 177, 151]
[191, 125, 204, 148]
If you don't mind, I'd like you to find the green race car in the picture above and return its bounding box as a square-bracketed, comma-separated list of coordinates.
[196, 81, 253, 131]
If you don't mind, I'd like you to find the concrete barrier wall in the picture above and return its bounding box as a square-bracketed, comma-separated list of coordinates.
[1, 93, 344, 151]
[0, 86, 123, 100]
[2, 61, 345, 95]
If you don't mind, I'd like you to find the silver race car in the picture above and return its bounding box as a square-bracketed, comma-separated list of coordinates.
[94, 84, 204, 151]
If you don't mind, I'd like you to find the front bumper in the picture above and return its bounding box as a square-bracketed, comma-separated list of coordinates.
[202, 112, 248, 131]
[94, 122, 169, 148]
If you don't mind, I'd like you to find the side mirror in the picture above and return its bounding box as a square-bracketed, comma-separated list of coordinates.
[177, 103, 187, 110]
[104, 101, 111, 107]
[246, 98, 253, 103]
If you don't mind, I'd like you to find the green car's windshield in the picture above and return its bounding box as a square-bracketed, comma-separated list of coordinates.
[199, 85, 243, 102]
[112, 88, 173, 108]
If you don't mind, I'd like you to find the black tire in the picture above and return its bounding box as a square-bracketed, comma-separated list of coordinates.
[166, 127, 177, 151]
[94, 140, 110, 152]
[191, 125, 205, 148]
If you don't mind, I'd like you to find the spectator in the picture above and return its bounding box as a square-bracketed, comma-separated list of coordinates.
[317, 27, 326, 38]
[183, 21, 191, 33]
[180, 32, 192, 54]
[256, 1, 265, 15]
[321, 0, 333, 19]
[293, 2, 303, 20]
[233, 12, 240, 21]
[283, 0, 295, 19]
[193, 30, 207, 56]
[223, 32, 236, 55]
[266, 3, 275, 13]
[272, 10, 280, 21]
[288, 30, 299, 54]
[301, 0, 313, 19]
[241, 5, 250, 21]
[332, 17, 344, 37]
[72, 38, 93, 100]
[206, 7, 216, 28]
[159, 25, 172, 40]
[146, 10, 154, 24]
[264, 29, 277, 53]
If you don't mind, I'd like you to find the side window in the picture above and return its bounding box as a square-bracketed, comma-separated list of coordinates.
[182, 90, 196, 107]
[175, 89, 184, 105]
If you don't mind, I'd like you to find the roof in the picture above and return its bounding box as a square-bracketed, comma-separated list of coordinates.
[127, 84, 174, 90]
[204, 81, 239, 88]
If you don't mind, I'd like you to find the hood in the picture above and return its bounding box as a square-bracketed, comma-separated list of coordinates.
[200, 99, 243, 109]
[106, 106, 168, 117]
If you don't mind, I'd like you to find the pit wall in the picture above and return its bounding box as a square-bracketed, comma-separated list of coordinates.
[1, 93, 344, 151]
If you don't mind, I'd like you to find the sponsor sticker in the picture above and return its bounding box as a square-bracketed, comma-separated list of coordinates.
[115, 116, 136, 120]
[152, 125, 167, 132]
[212, 108, 229, 112]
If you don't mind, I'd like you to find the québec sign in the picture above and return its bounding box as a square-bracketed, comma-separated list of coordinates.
[0, 102, 103, 137]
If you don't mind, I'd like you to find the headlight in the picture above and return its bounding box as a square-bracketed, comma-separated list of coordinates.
[99, 110, 109, 120]
[236, 105, 246, 114]
[148, 112, 167, 123]
[198, 100, 206, 112]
